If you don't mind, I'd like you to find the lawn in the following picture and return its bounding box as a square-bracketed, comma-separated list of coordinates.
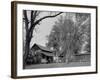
[25, 61, 90, 69]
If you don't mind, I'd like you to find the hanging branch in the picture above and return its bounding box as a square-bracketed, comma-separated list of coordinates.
[29, 12, 63, 32]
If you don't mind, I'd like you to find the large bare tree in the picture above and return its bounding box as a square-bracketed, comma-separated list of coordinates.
[23, 10, 62, 67]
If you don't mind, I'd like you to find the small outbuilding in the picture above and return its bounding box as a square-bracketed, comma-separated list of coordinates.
[31, 43, 56, 63]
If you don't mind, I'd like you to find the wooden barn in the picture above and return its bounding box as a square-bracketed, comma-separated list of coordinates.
[31, 43, 56, 64]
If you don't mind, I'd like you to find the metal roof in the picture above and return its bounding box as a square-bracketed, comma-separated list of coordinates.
[31, 43, 54, 52]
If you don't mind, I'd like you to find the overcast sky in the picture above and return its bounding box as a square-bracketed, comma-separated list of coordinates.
[30, 11, 64, 47]
[23, 11, 76, 47]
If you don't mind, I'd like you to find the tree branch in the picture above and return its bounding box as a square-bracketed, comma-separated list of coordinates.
[35, 12, 62, 25]
[29, 12, 63, 32]
[23, 10, 29, 32]
[30, 11, 38, 25]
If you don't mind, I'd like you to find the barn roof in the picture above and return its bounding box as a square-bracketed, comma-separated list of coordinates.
[31, 43, 56, 57]
[31, 43, 54, 52]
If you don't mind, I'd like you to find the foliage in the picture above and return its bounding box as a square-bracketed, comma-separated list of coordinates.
[46, 13, 91, 62]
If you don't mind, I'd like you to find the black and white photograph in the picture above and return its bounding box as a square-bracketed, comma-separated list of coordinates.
[23, 10, 91, 69]
[11, 1, 97, 78]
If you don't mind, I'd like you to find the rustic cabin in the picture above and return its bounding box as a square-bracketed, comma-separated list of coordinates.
[31, 43, 56, 64]
[74, 53, 90, 62]
[57, 50, 90, 63]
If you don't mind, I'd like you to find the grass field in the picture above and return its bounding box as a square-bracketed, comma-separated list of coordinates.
[25, 61, 90, 69]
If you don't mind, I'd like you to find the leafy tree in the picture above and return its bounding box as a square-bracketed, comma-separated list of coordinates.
[46, 16, 76, 62]
[46, 13, 91, 62]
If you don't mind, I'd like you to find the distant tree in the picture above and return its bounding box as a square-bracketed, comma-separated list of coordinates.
[76, 13, 91, 53]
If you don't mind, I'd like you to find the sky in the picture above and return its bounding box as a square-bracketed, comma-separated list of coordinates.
[23, 11, 76, 47]
[30, 11, 63, 47]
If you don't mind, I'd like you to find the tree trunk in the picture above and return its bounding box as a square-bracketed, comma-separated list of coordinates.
[23, 32, 31, 68]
